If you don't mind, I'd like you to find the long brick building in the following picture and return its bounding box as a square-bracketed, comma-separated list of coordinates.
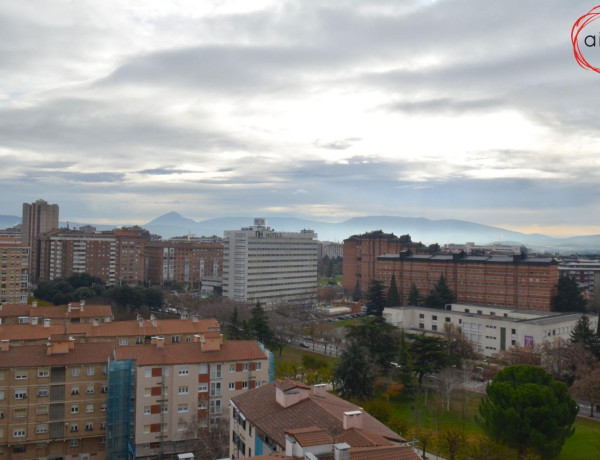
[344, 232, 559, 311]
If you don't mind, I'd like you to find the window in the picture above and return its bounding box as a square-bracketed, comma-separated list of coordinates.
[178, 367, 189, 376]
[210, 364, 222, 379]
[229, 382, 235, 390]
[144, 406, 151, 415]
[143, 425, 150, 434]
[71, 405, 79, 414]
[144, 388, 151, 397]
[242, 381, 248, 390]
[14, 370, 27, 380]
[86, 403, 94, 413]
[145, 368, 152, 378]
[86, 384, 94, 394]
[178, 386, 189, 395]
[171, 335, 181, 343]
[72, 367, 81, 377]
[119, 338, 128, 346]
[71, 386, 79, 395]
[37, 405, 49, 414]
[70, 424, 78, 432]
[256, 362, 262, 371]
[101, 385, 108, 393]
[178, 404, 188, 413]
[243, 363, 250, 371]
[85, 423, 93, 431]
[230, 364, 236, 373]
[198, 383, 208, 393]
[70, 439, 79, 447]
[198, 401, 207, 410]
[100, 402, 107, 412]
[199, 363, 208, 374]
[210, 399, 222, 415]
[14, 389, 27, 399]
[37, 368, 49, 378]
[210, 382, 221, 397]
[36, 424, 48, 434]
[13, 429, 26, 438]
[87, 365, 95, 376]
[37, 387, 49, 397]
[177, 421, 188, 431]
[101, 422, 106, 430]
[14, 408, 26, 419]
[0, 390, 3, 400]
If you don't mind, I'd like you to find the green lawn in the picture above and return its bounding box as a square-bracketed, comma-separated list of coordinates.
[274, 346, 339, 380]
[558, 418, 600, 460]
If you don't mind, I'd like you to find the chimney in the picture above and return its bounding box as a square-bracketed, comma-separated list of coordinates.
[333, 443, 351, 460]
[80, 300, 85, 311]
[138, 315, 144, 328]
[343, 411, 362, 430]
[67, 303, 72, 312]
[92, 318, 99, 327]
[32, 301, 38, 308]
[151, 314, 157, 327]
[193, 334, 202, 343]
[192, 314, 199, 323]
[0, 339, 9, 352]
[31, 317, 38, 326]
[43, 318, 51, 328]
[312, 384, 327, 397]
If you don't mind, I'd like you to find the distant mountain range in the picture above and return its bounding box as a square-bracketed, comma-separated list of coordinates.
[2, 212, 600, 253]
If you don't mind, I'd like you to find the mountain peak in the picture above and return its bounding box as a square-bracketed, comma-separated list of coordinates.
[147, 211, 198, 226]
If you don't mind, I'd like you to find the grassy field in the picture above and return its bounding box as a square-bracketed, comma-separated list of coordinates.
[558, 417, 600, 460]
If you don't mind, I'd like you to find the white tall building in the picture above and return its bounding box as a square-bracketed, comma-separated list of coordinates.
[223, 219, 318, 307]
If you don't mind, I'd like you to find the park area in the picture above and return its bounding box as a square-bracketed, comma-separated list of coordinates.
[275, 346, 600, 460]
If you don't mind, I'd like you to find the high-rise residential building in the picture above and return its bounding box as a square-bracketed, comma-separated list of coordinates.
[559, 259, 600, 301]
[22, 199, 59, 282]
[0, 238, 29, 304]
[223, 219, 318, 307]
[144, 238, 223, 290]
[317, 241, 344, 260]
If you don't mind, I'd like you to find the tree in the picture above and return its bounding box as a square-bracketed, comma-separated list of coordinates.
[183, 414, 229, 460]
[551, 273, 587, 312]
[437, 367, 461, 411]
[396, 329, 414, 387]
[407, 282, 420, 306]
[366, 279, 386, 316]
[346, 316, 400, 371]
[424, 274, 454, 308]
[570, 365, 600, 417]
[386, 274, 400, 307]
[479, 365, 578, 459]
[227, 306, 241, 339]
[332, 340, 375, 401]
[570, 313, 600, 358]
[248, 301, 274, 347]
[407, 333, 447, 387]
[440, 429, 466, 460]
[352, 279, 361, 302]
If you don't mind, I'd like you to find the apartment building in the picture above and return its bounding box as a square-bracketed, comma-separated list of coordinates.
[144, 239, 222, 290]
[22, 199, 59, 283]
[0, 301, 112, 325]
[108, 335, 271, 459]
[375, 252, 559, 311]
[229, 380, 416, 459]
[223, 219, 318, 307]
[0, 238, 29, 304]
[342, 231, 425, 295]
[559, 260, 600, 301]
[317, 241, 343, 260]
[383, 304, 592, 357]
[0, 337, 113, 460]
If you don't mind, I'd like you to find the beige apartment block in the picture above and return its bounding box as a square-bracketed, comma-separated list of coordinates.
[0, 301, 113, 326]
[0, 238, 29, 304]
[112, 334, 271, 459]
[0, 337, 112, 460]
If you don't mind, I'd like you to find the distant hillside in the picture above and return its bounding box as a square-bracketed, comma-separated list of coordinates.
[0, 214, 20, 229]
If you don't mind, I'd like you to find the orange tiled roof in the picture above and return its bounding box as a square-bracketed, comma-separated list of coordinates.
[114, 340, 267, 365]
[0, 303, 113, 319]
[0, 341, 115, 367]
[0, 318, 220, 341]
[285, 426, 332, 447]
[349, 445, 421, 460]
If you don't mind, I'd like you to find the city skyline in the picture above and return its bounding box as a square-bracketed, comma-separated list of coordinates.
[1, 1, 599, 237]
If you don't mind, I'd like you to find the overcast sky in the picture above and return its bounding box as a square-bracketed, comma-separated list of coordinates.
[1, 0, 599, 236]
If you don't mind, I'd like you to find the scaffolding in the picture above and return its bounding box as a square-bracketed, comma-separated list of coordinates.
[106, 359, 135, 460]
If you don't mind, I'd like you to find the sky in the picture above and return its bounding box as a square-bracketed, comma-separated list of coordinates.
[1, 0, 600, 237]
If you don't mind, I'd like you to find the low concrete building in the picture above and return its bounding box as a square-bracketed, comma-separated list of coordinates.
[383, 304, 595, 357]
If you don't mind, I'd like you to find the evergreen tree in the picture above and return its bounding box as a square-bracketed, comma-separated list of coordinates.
[366, 279, 386, 316]
[571, 314, 600, 358]
[352, 279, 361, 302]
[424, 274, 454, 309]
[386, 274, 400, 307]
[346, 316, 400, 371]
[248, 301, 274, 347]
[551, 274, 587, 312]
[333, 340, 375, 401]
[407, 333, 447, 386]
[408, 282, 420, 306]
[396, 329, 414, 387]
[227, 306, 240, 340]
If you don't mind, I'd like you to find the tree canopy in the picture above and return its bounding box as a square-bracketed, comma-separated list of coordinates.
[247, 301, 274, 347]
[366, 279, 386, 316]
[332, 340, 375, 401]
[346, 316, 400, 371]
[386, 274, 400, 307]
[408, 282, 420, 306]
[570, 313, 600, 359]
[479, 365, 578, 459]
[407, 333, 448, 386]
[424, 274, 454, 309]
[551, 274, 587, 312]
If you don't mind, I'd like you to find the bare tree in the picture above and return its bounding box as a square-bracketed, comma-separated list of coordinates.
[183, 414, 230, 460]
[570, 364, 600, 417]
[437, 367, 461, 411]
[541, 338, 596, 384]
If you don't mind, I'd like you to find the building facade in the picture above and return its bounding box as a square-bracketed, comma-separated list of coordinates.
[559, 260, 600, 301]
[0, 238, 29, 304]
[223, 219, 318, 307]
[22, 199, 59, 283]
[383, 304, 592, 357]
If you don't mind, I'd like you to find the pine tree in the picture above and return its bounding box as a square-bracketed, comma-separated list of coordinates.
[551, 274, 587, 312]
[386, 274, 400, 307]
[424, 275, 454, 309]
[408, 282, 420, 306]
[248, 301, 274, 347]
[571, 314, 600, 358]
[366, 279, 386, 316]
[352, 279, 362, 302]
[332, 340, 375, 401]
[227, 306, 240, 339]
